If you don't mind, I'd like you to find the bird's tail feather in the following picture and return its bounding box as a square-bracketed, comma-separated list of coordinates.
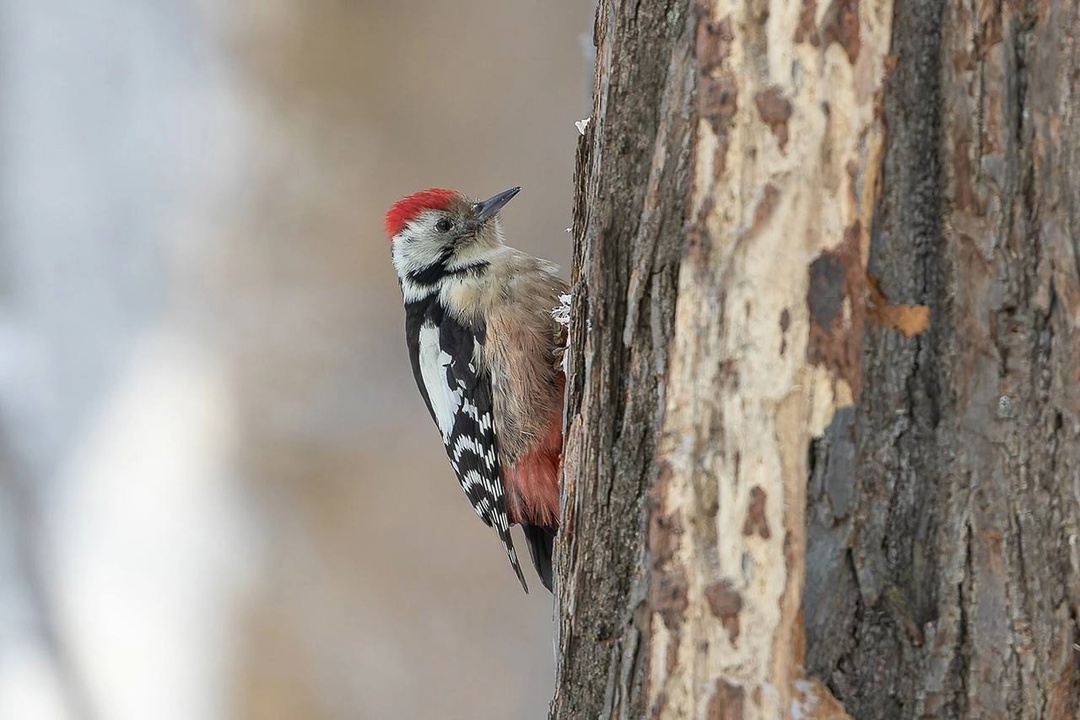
[522, 523, 557, 592]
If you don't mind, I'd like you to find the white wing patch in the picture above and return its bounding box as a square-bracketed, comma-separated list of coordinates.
[417, 322, 461, 438]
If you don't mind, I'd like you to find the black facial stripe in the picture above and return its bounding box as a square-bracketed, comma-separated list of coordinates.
[407, 257, 450, 286]
[406, 259, 491, 287]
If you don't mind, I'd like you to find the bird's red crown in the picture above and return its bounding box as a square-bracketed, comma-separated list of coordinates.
[385, 188, 460, 239]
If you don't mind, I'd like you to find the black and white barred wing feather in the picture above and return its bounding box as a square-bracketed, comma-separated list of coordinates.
[408, 311, 528, 592]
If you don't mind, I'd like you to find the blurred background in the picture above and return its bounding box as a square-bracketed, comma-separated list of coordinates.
[0, 2, 592, 718]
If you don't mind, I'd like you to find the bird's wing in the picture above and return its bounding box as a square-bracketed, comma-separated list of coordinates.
[408, 306, 528, 592]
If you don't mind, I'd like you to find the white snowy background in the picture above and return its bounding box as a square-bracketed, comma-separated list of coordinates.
[0, 2, 590, 718]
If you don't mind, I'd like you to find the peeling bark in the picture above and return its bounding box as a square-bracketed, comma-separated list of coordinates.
[642, 0, 894, 712]
[555, 0, 1079, 718]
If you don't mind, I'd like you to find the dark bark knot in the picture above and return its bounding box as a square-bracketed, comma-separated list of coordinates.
[808, 253, 846, 330]
[795, 0, 821, 46]
[806, 222, 865, 395]
[705, 579, 744, 642]
[754, 87, 794, 150]
[822, 0, 862, 64]
[696, 13, 739, 176]
[743, 486, 771, 539]
[780, 308, 792, 356]
[706, 679, 746, 720]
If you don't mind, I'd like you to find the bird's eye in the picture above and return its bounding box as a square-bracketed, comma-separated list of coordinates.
[435, 218, 452, 233]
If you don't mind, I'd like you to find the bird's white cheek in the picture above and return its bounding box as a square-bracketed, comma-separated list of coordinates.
[391, 238, 421, 276]
[391, 239, 409, 275]
[394, 236, 444, 274]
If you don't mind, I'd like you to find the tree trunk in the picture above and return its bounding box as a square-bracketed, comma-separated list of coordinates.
[552, 2, 692, 717]
[553, 0, 1080, 718]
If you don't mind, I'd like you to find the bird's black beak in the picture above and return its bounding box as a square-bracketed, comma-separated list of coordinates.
[472, 186, 521, 223]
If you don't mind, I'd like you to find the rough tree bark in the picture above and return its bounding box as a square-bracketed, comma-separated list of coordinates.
[553, 0, 1079, 719]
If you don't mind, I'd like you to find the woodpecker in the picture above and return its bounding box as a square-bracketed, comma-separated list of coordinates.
[386, 186, 566, 592]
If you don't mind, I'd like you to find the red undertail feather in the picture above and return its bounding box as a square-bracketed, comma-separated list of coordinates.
[384, 188, 459, 238]
[505, 378, 565, 528]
